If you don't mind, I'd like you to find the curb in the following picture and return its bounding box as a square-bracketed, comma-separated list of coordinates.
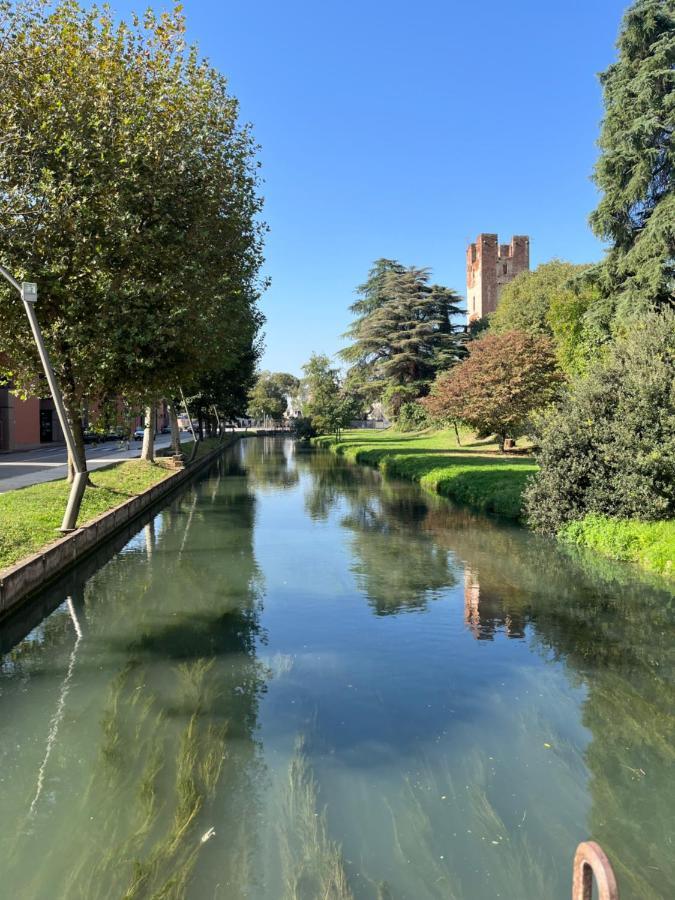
[0, 437, 240, 621]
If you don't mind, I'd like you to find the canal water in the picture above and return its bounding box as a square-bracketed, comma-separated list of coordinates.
[0, 438, 673, 900]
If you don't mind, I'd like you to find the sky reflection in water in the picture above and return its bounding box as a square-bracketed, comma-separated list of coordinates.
[0, 437, 673, 899]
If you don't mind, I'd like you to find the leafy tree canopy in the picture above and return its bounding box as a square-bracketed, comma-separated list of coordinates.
[247, 371, 299, 420]
[489, 261, 600, 374]
[302, 353, 361, 438]
[423, 330, 563, 450]
[525, 309, 675, 533]
[0, 0, 265, 466]
[589, 0, 675, 317]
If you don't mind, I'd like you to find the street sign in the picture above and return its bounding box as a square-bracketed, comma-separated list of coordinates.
[21, 282, 38, 303]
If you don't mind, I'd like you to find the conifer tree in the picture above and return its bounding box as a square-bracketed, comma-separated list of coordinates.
[340, 262, 465, 414]
[590, 0, 675, 316]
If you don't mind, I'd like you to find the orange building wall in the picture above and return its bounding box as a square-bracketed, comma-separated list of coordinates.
[12, 395, 41, 449]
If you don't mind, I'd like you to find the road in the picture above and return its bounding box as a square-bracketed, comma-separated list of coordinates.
[0, 434, 177, 493]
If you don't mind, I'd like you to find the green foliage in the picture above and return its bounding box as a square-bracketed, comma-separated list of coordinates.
[0, 1, 264, 464]
[424, 331, 563, 450]
[290, 417, 317, 440]
[560, 514, 674, 578]
[302, 354, 361, 437]
[315, 428, 536, 520]
[397, 401, 432, 432]
[489, 261, 599, 374]
[247, 371, 299, 420]
[0, 459, 171, 570]
[490, 261, 583, 336]
[340, 260, 465, 411]
[525, 310, 675, 533]
[185, 348, 259, 433]
[546, 280, 603, 375]
[380, 382, 423, 419]
[589, 0, 675, 316]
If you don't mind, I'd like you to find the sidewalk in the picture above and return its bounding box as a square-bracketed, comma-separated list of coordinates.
[0, 435, 174, 493]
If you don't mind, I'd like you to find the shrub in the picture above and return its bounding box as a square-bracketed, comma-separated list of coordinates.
[291, 417, 317, 440]
[525, 309, 675, 534]
[397, 401, 432, 432]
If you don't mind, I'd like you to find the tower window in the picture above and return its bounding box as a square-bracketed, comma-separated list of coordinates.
[503, 263, 508, 274]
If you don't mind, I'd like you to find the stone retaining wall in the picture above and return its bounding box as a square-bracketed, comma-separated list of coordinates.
[0, 437, 240, 621]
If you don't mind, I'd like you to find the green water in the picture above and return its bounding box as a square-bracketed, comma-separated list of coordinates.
[0, 437, 673, 899]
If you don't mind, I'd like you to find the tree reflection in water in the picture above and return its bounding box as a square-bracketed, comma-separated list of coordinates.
[2, 461, 269, 900]
[299, 450, 456, 614]
[300, 447, 674, 898]
[241, 436, 300, 491]
[422, 501, 675, 899]
[1, 441, 673, 899]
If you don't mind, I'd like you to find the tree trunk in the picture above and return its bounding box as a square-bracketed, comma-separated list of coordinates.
[453, 421, 462, 446]
[168, 401, 181, 454]
[141, 404, 155, 462]
[64, 401, 88, 483]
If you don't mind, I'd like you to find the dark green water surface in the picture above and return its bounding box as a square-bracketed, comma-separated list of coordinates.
[0, 438, 673, 899]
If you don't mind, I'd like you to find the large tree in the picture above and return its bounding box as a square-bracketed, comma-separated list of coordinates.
[589, 0, 675, 317]
[0, 1, 264, 473]
[182, 345, 260, 441]
[302, 353, 361, 438]
[340, 261, 465, 416]
[247, 371, 299, 422]
[423, 331, 563, 451]
[489, 261, 600, 374]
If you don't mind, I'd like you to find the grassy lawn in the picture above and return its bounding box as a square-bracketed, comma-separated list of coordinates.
[561, 515, 675, 579]
[0, 436, 230, 572]
[316, 428, 674, 580]
[158, 436, 225, 459]
[314, 428, 537, 520]
[0, 460, 173, 571]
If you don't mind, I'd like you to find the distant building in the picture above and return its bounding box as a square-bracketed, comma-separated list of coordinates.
[0, 382, 169, 452]
[466, 234, 529, 322]
[0, 385, 64, 451]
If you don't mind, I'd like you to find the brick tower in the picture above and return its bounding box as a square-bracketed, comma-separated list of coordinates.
[466, 234, 529, 321]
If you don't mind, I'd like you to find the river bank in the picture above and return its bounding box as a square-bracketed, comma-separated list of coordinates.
[315, 429, 674, 581]
[0, 437, 226, 572]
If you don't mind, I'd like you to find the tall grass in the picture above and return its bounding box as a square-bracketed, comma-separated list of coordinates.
[58, 659, 228, 899]
[278, 739, 354, 900]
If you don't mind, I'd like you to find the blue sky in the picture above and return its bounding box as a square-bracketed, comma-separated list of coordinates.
[120, 0, 629, 375]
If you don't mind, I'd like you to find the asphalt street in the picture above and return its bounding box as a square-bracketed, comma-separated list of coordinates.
[0, 434, 176, 493]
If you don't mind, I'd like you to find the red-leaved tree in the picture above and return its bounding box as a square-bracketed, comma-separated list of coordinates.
[423, 330, 563, 450]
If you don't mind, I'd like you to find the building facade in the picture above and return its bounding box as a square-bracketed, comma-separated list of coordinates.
[0, 386, 65, 452]
[0, 384, 169, 452]
[466, 233, 529, 322]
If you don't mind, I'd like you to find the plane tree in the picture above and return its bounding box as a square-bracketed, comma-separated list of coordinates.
[0, 1, 265, 474]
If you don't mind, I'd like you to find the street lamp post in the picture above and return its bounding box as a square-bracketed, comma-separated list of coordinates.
[0, 264, 87, 531]
[179, 386, 199, 463]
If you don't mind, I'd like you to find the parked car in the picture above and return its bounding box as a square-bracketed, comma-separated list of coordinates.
[134, 427, 159, 440]
[82, 430, 102, 444]
[160, 425, 171, 434]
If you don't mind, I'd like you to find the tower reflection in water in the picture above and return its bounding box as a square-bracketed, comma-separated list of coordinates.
[463, 570, 526, 640]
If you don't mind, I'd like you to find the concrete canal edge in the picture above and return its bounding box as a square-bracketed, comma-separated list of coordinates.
[0, 436, 241, 621]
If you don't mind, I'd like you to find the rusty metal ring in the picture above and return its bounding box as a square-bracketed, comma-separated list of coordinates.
[572, 841, 619, 900]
